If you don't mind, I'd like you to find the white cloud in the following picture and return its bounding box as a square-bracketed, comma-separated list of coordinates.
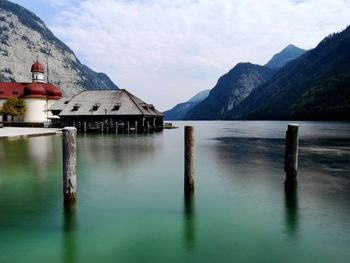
[44, 0, 350, 110]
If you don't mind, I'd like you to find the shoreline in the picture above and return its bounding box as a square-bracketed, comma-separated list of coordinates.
[0, 127, 62, 140]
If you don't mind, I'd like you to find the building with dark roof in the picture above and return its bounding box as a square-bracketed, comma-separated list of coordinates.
[50, 89, 163, 132]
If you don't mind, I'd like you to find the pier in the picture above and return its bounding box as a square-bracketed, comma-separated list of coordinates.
[70, 121, 163, 134]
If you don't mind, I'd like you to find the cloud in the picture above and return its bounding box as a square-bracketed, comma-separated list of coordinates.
[45, 0, 350, 110]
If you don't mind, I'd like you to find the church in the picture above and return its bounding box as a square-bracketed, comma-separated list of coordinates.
[0, 59, 62, 123]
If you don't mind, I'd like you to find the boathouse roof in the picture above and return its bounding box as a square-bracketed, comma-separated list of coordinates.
[50, 89, 163, 117]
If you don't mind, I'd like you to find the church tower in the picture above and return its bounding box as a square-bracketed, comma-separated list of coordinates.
[31, 57, 45, 83]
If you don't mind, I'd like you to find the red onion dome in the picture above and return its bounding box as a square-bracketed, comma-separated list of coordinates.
[45, 84, 62, 98]
[31, 61, 45, 73]
[23, 83, 46, 98]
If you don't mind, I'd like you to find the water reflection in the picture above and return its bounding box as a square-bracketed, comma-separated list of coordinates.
[284, 182, 299, 236]
[183, 190, 195, 250]
[0, 136, 61, 225]
[211, 137, 285, 187]
[0, 136, 59, 176]
[213, 137, 285, 165]
[28, 136, 57, 175]
[77, 134, 160, 169]
[63, 202, 77, 263]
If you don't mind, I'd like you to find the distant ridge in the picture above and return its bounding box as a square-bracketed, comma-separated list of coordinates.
[163, 89, 210, 120]
[265, 44, 306, 69]
[183, 44, 306, 120]
[224, 26, 350, 120]
[185, 63, 276, 120]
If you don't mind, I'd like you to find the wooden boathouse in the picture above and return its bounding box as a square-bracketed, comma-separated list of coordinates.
[49, 89, 163, 133]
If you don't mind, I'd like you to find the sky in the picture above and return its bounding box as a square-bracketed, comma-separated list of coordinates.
[10, 0, 350, 110]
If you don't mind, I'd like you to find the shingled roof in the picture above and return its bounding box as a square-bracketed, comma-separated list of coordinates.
[51, 89, 163, 117]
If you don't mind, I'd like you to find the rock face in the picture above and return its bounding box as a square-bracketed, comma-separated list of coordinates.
[265, 44, 306, 69]
[185, 63, 276, 120]
[163, 89, 210, 120]
[225, 26, 350, 120]
[182, 44, 305, 120]
[0, 0, 118, 96]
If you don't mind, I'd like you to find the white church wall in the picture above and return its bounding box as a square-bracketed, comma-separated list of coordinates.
[24, 98, 48, 122]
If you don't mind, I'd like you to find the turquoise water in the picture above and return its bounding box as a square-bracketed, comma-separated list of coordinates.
[0, 121, 350, 262]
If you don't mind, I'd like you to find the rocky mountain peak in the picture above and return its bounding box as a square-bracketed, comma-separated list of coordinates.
[265, 44, 306, 69]
[0, 0, 118, 96]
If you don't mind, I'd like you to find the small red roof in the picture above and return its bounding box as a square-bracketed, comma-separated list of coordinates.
[31, 60, 45, 73]
[0, 82, 62, 100]
[22, 83, 46, 99]
[0, 83, 25, 99]
[45, 83, 62, 99]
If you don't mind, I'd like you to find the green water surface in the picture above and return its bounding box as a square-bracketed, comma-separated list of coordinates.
[0, 121, 349, 263]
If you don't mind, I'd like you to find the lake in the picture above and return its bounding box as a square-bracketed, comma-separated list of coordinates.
[0, 121, 349, 263]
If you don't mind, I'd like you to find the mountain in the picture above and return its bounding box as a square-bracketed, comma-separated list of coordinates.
[224, 26, 350, 120]
[185, 63, 276, 120]
[163, 89, 210, 120]
[265, 44, 306, 69]
[188, 89, 211, 103]
[0, 0, 118, 96]
[184, 44, 305, 120]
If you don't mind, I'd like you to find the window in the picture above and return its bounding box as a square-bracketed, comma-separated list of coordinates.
[72, 103, 81, 111]
[112, 103, 121, 111]
[91, 103, 101, 111]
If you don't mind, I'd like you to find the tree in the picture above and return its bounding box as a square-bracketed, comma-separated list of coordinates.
[1, 96, 26, 117]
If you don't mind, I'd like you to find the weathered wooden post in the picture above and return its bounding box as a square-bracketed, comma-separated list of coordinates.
[83, 122, 87, 133]
[101, 122, 104, 133]
[146, 121, 150, 133]
[127, 122, 130, 134]
[135, 121, 138, 133]
[115, 122, 118, 134]
[184, 126, 195, 192]
[285, 124, 299, 183]
[62, 127, 77, 204]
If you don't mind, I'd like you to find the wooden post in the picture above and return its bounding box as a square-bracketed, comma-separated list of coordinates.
[184, 126, 195, 192]
[84, 122, 87, 133]
[62, 127, 77, 203]
[101, 122, 104, 133]
[146, 121, 150, 133]
[285, 124, 299, 183]
[115, 122, 118, 134]
[135, 121, 138, 133]
[127, 122, 130, 134]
